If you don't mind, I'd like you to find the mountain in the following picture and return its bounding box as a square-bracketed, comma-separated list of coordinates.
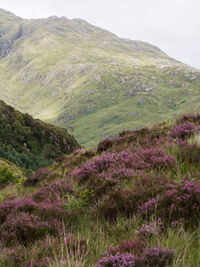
[0, 112, 200, 266]
[0, 99, 79, 170]
[0, 9, 200, 147]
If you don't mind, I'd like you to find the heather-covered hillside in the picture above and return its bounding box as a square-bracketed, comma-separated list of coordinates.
[0, 113, 200, 266]
[0, 100, 79, 170]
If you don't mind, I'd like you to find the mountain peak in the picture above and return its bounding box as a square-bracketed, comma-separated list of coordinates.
[47, 15, 69, 22]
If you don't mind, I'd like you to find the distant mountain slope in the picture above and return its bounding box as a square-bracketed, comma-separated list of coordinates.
[0, 9, 200, 146]
[0, 99, 79, 170]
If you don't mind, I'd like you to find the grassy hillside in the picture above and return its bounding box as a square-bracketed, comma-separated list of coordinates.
[0, 99, 79, 170]
[0, 113, 200, 266]
[0, 9, 200, 146]
[0, 158, 23, 176]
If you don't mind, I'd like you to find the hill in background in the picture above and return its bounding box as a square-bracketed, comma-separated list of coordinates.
[0, 99, 79, 170]
[0, 9, 200, 147]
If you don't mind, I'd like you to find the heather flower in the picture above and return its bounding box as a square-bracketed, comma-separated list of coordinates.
[70, 149, 176, 187]
[0, 212, 61, 246]
[95, 246, 174, 267]
[108, 240, 147, 255]
[94, 252, 135, 267]
[137, 218, 163, 237]
[137, 180, 200, 226]
[23, 168, 54, 186]
[137, 197, 159, 215]
[176, 113, 200, 124]
[170, 122, 195, 139]
[32, 179, 73, 203]
[144, 247, 174, 267]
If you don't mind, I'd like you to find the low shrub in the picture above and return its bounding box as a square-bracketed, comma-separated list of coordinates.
[95, 252, 135, 267]
[97, 138, 113, 152]
[0, 181, 73, 246]
[176, 113, 200, 125]
[95, 244, 174, 267]
[94, 175, 171, 219]
[136, 218, 163, 237]
[0, 212, 61, 246]
[23, 168, 54, 186]
[71, 149, 177, 187]
[137, 180, 200, 226]
[32, 179, 73, 203]
[107, 239, 147, 256]
[0, 166, 18, 186]
[170, 122, 195, 140]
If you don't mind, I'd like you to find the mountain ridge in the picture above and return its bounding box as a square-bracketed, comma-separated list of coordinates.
[0, 9, 200, 146]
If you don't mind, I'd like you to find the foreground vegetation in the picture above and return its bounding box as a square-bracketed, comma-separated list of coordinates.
[0, 113, 200, 266]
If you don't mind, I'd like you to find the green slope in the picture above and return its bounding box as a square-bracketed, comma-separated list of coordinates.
[0, 8, 200, 146]
[0, 99, 79, 170]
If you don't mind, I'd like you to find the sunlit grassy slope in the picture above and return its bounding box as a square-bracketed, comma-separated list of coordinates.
[0, 8, 200, 147]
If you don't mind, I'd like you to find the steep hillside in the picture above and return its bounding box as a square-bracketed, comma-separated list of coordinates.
[0, 158, 23, 176]
[1, 113, 200, 266]
[0, 99, 79, 170]
[0, 9, 200, 146]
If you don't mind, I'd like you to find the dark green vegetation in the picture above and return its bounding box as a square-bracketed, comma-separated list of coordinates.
[0, 9, 200, 146]
[0, 113, 200, 266]
[0, 100, 79, 170]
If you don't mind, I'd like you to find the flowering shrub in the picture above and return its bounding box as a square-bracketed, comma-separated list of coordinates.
[116, 125, 171, 151]
[143, 247, 174, 267]
[32, 179, 73, 203]
[23, 168, 54, 186]
[95, 252, 135, 267]
[170, 122, 195, 139]
[95, 246, 174, 267]
[0, 196, 70, 226]
[137, 180, 200, 226]
[136, 218, 163, 237]
[176, 113, 200, 125]
[0, 212, 61, 246]
[107, 240, 147, 255]
[94, 175, 172, 219]
[0, 179, 73, 246]
[97, 138, 113, 152]
[71, 149, 176, 187]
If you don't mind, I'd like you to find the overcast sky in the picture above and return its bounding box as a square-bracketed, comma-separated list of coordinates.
[0, 0, 199, 69]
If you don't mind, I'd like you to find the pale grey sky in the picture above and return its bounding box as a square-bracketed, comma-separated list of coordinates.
[0, 0, 199, 69]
